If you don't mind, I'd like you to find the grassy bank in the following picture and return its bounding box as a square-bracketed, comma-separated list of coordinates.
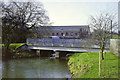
[1, 43, 38, 59]
[68, 52, 119, 78]
[9, 43, 25, 48]
[107, 34, 120, 39]
[0, 43, 24, 48]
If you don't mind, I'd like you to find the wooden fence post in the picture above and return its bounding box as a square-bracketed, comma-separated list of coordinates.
[99, 52, 102, 76]
[104, 52, 106, 77]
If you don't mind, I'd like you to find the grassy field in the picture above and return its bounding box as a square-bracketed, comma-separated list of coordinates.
[9, 43, 25, 48]
[0, 43, 24, 48]
[107, 34, 120, 39]
[68, 52, 119, 78]
[112, 35, 120, 39]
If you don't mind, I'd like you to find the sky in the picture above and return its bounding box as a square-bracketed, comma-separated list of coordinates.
[1, 0, 119, 26]
[42, 1, 118, 26]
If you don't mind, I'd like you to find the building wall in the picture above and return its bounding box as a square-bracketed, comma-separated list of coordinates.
[33, 25, 90, 39]
[49, 26, 90, 39]
[110, 39, 120, 57]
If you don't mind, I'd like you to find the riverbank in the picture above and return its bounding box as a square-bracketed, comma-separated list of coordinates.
[68, 52, 119, 78]
[0, 43, 24, 48]
[2, 43, 69, 60]
[2, 43, 39, 60]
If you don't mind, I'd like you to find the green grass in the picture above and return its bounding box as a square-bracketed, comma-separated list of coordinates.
[68, 52, 119, 78]
[106, 34, 120, 39]
[0, 45, 3, 47]
[9, 43, 24, 48]
[0, 43, 24, 48]
[112, 35, 120, 39]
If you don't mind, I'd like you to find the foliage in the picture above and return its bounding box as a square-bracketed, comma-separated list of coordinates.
[2, 43, 38, 59]
[12, 50, 37, 59]
[9, 43, 25, 48]
[0, 43, 24, 47]
[1, 2, 50, 58]
[89, 12, 118, 60]
[68, 52, 119, 78]
[2, 2, 50, 46]
[2, 43, 25, 59]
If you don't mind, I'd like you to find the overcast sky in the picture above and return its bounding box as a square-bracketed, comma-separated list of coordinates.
[2, 0, 119, 26]
[42, 1, 118, 26]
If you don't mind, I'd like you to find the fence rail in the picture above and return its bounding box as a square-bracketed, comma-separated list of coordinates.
[27, 38, 110, 48]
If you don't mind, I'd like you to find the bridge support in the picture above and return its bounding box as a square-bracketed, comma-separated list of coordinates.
[55, 51, 59, 58]
[36, 50, 40, 56]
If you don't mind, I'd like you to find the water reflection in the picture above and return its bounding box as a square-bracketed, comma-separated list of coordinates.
[2, 58, 71, 78]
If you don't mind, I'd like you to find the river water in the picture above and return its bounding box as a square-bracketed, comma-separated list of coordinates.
[2, 57, 71, 78]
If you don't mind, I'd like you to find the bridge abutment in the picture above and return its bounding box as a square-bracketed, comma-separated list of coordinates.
[54, 51, 73, 58]
[55, 51, 59, 58]
[36, 50, 40, 56]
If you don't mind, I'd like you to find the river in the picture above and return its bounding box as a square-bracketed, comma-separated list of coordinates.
[2, 57, 71, 78]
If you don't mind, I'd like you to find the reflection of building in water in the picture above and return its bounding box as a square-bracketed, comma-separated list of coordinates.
[33, 25, 90, 39]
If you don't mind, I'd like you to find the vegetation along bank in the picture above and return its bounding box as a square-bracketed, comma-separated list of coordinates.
[2, 43, 38, 60]
[67, 52, 119, 78]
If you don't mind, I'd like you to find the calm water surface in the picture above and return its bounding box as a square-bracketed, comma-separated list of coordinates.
[2, 57, 71, 78]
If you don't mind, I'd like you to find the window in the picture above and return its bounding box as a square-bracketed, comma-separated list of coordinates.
[61, 33, 64, 36]
[66, 32, 68, 36]
[71, 32, 74, 36]
[56, 33, 58, 35]
[52, 33, 54, 36]
[80, 28, 82, 32]
[83, 28, 85, 32]
[75, 33, 78, 36]
[86, 28, 88, 31]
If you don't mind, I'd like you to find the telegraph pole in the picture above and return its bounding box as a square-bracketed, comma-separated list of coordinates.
[110, 20, 112, 39]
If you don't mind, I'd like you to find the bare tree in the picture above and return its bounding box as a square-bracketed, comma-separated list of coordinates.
[89, 12, 117, 60]
[1, 2, 50, 58]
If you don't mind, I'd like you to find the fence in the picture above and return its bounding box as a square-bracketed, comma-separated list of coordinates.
[27, 38, 110, 49]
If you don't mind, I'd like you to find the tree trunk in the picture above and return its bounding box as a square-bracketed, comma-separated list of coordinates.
[4, 43, 11, 59]
[101, 40, 105, 60]
[101, 50, 104, 60]
[4, 42, 10, 50]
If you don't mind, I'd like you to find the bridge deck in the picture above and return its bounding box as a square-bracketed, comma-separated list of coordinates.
[28, 46, 109, 53]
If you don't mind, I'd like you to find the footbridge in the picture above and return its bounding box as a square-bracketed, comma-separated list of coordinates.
[24, 38, 110, 58]
[28, 46, 109, 53]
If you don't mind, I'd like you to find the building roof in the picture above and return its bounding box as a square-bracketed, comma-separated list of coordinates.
[32, 25, 90, 32]
[33, 25, 89, 28]
[44, 25, 89, 28]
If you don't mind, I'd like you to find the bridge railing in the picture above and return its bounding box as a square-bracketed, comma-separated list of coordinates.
[27, 38, 110, 48]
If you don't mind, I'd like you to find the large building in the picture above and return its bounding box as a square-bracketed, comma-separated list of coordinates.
[33, 25, 90, 39]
